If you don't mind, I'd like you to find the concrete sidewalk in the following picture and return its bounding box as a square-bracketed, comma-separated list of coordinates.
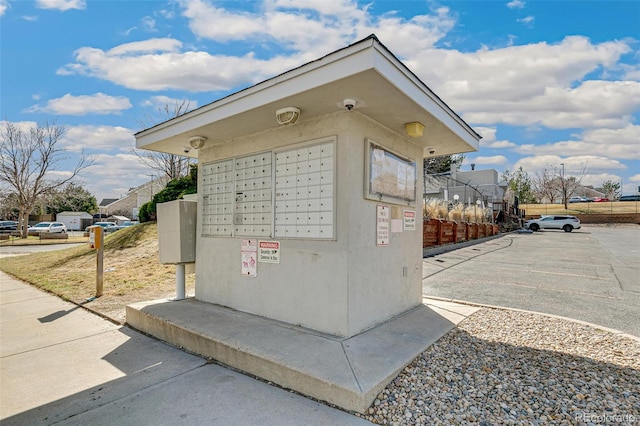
[0, 272, 370, 425]
[0, 272, 479, 425]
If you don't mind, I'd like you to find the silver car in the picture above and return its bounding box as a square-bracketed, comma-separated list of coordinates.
[27, 221, 67, 233]
[524, 215, 581, 233]
[86, 222, 119, 233]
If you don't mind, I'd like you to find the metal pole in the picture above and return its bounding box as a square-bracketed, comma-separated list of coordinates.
[96, 227, 104, 297]
[176, 264, 186, 300]
[560, 163, 566, 209]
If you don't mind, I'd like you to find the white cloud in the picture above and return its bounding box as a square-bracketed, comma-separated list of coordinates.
[63, 125, 135, 152]
[485, 140, 517, 149]
[409, 36, 635, 129]
[474, 126, 517, 149]
[514, 125, 640, 160]
[180, 0, 371, 57]
[36, 0, 85, 11]
[513, 155, 626, 178]
[629, 174, 640, 183]
[141, 16, 157, 31]
[141, 95, 198, 111]
[83, 153, 152, 201]
[25, 93, 132, 116]
[465, 80, 640, 130]
[107, 38, 182, 56]
[468, 155, 508, 165]
[57, 1, 457, 91]
[57, 39, 299, 91]
[474, 126, 497, 142]
[517, 16, 534, 27]
[506, 0, 525, 9]
[578, 172, 624, 189]
[369, 8, 456, 59]
[0, 0, 8, 16]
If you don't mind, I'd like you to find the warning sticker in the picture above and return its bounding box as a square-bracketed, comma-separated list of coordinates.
[403, 210, 416, 231]
[258, 240, 280, 264]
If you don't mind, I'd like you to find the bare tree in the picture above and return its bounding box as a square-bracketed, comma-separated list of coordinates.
[534, 165, 588, 208]
[533, 169, 557, 203]
[0, 121, 93, 237]
[133, 99, 193, 180]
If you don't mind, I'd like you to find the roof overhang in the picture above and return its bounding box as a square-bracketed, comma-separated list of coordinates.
[135, 35, 481, 159]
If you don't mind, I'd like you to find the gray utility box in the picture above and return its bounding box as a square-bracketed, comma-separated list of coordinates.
[157, 200, 197, 264]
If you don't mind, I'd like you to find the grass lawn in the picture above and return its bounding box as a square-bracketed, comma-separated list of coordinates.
[0, 222, 194, 323]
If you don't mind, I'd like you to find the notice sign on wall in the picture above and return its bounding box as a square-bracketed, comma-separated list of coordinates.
[258, 240, 280, 264]
[376, 205, 390, 246]
[403, 210, 416, 231]
[241, 239, 258, 277]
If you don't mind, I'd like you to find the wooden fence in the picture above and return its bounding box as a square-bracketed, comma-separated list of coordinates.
[423, 218, 500, 248]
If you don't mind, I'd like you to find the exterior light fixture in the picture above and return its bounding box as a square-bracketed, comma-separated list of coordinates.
[405, 122, 425, 138]
[188, 136, 207, 149]
[276, 107, 301, 125]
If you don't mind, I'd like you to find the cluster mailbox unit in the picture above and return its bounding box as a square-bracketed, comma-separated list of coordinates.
[136, 35, 480, 411]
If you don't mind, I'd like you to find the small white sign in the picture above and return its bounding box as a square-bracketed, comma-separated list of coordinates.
[241, 239, 258, 277]
[376, 205, 390, 246]
[403, 210, 416, 231]
[258, 240, 280, 264]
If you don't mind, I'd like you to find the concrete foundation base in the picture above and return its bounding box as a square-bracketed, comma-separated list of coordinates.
[126, 298, 463, 413]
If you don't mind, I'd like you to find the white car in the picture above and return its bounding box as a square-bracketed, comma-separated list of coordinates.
[28, 221, 67, 233]
[524, 215, 581, 233]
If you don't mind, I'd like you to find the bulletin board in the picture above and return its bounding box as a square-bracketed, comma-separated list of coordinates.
[365, 139, 417, 205]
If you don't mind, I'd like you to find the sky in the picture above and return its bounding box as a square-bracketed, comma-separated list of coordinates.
[1, 0, 639, 204]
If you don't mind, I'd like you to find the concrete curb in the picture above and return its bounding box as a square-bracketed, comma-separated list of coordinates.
[422, 232, 509, 258]
[423, 295, 640, 343]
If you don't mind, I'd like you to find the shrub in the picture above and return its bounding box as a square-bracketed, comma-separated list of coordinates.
[139, 168, 198, 223]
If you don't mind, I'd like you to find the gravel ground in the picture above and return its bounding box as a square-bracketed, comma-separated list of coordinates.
[359, 308, 640, 425]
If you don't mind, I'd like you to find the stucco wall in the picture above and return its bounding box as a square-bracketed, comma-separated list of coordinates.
[194, 111, 423, 337]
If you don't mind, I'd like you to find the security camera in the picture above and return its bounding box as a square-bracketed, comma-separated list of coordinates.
[343, 98, 356, 111]
[426, 146, 437, 155]
[183, 147, 191, 154]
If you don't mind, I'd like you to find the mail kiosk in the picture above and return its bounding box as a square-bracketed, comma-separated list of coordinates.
[135, 35, 480, 338]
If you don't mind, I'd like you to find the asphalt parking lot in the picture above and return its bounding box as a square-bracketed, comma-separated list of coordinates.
[423, 225, 640, 337]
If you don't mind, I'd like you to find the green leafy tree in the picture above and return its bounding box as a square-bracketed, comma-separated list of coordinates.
[0, 192, 20, 220]
[139, 164, 197, 222]
[44, 183, 98, 215]
[502, 166, 536, 204]
[601, 180, 621, 199]
[424, 154, 465, 175]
